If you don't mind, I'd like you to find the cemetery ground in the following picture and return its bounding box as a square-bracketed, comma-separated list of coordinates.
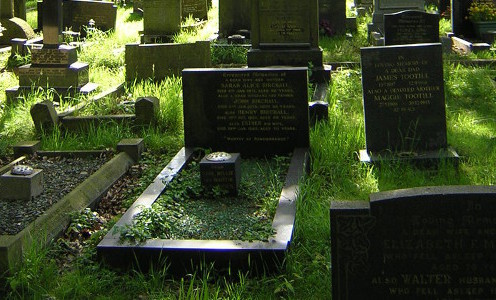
[0, 2, 495, 299]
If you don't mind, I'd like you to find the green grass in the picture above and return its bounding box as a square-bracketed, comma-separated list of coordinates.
[1, 1, 496, 299]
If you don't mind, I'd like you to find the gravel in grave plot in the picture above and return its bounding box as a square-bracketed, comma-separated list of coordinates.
[0, 155, 110, 235]
[118, 155, 291, 243]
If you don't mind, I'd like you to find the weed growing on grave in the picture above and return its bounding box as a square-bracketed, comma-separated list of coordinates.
[211, 45, 248, 65]
[118, 155, 290, 243]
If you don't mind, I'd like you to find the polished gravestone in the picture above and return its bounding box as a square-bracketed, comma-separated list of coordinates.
[37, 0, 117, 37]
[368, 0, 424, 35]
[0, 0, 35, 45]
[6, 0, 97, 102]
[331, 185, 496, 299]
[248, 0, 322, 70]
[359, 43, 457, 163]
[451, 0, 496, 38]
[384, 10, 439, 45]
[182, 67, 310, 155]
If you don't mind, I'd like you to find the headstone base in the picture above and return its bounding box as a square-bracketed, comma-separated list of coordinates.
[18, 62, 90, 88]
[359, 147, 459, 167]
[6, 83, 98, 104]
[0, 169, 43, 200]
[247, 48, 323, 69]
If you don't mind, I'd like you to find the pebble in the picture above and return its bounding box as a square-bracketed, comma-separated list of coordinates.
[0, 156, 108, 235]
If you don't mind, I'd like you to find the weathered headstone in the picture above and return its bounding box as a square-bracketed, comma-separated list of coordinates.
[360, 43, 447, 157]
[218, 0, 250, 37]
[125, 41, 211, 81]
[182, 67, 310, 155]
[369, 0, 424, 34]
[38, 0, 117, 36]
[319, 0, 346, 35]
[248, 0, 323, 69]
[6, 0, 97, 102]
[182, 0, 207, 20]
[331, 185, 496, 299]
[384, 10, 440, 45]
[0, 0, 34, 45]
[142, 0, 181, 43]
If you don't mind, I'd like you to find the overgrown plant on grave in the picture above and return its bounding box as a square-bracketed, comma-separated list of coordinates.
[98, 67, 311, 274]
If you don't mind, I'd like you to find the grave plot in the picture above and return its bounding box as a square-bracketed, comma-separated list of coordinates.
[98, 67, 310, 273]
[6, 0, 97, 103]
[0, 139, 142, 275]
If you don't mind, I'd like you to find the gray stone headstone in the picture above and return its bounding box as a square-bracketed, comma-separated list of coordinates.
[125, 41, 211, 82]
[218, 0, 250, 37]
[361, 43, 447, 153]
[331, 185, 496, 299]
[248, 0, 323, 69]
[42, 0, 62, 47]
[30, 100, 58, 132]
[182, 0, 207, 20]
[182, 67, 310, 156]
[143, 0, 181, 37]
[384, 10, 440, 45]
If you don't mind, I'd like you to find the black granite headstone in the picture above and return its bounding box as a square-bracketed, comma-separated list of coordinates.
[331, 185, 496, 299]
[200, 152, 241, 195]
[384, 10, 440, 45]
[182, 67, 310, 156]
[361, 43, 447, 153]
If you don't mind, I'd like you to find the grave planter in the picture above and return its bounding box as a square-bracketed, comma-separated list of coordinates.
[97, 147, 309, 274]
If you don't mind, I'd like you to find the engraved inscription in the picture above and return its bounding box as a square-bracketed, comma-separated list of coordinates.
[258, 0, 310, 44]
[215, 71, 298, 142]
[366, 57, 438, 113]
[31, 49, 70, 65]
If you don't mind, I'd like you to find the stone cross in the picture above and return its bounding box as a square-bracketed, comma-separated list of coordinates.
[42, 0, 62, 47]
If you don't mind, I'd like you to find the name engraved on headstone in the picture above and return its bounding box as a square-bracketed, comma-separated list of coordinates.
[182, 0, 207, 19]
[361, 43, 447, 152]
[384, 11, 439, 45]
[183, 68, 309, 155]
[23, 68, 67, 76]
[31, 49, 70, 65]
[259, 0, 310, 44]
[331, 186, 496, 299]
[215, 72, 297, 138]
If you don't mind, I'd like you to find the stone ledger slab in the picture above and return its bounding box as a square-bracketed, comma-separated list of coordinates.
[331, 185, 496, 299]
